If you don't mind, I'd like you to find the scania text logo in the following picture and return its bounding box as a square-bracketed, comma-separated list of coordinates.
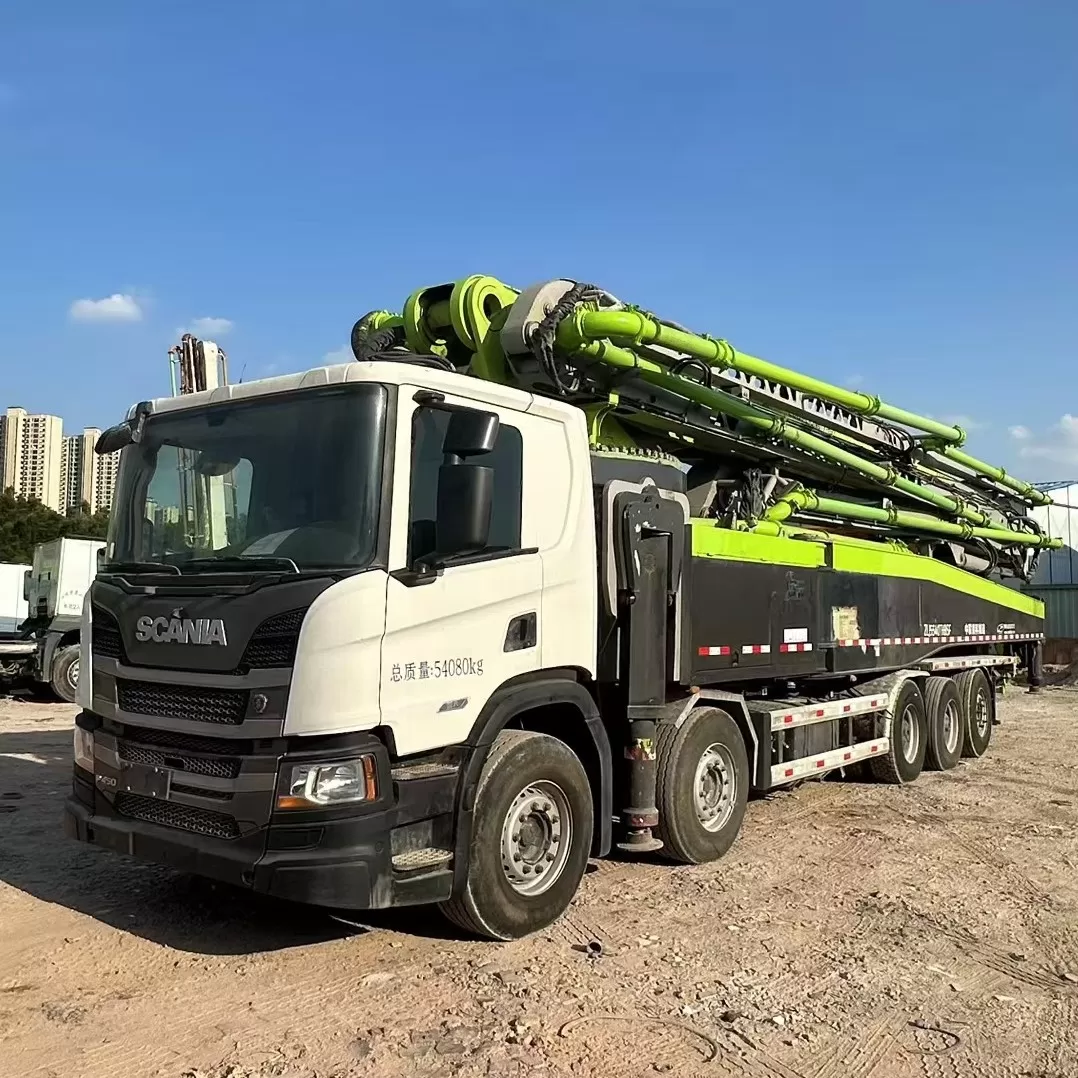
[135, 615, 228, 646]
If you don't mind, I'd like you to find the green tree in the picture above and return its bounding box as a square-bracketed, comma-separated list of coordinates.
[0, 489, 110, 564]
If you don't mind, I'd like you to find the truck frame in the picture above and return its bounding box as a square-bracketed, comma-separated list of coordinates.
[64, 276, 1052, 939]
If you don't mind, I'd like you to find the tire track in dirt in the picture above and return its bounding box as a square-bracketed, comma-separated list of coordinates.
[1031, 994, 1077, 1077]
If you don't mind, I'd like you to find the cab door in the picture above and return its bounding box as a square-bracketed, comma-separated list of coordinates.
[380, 387, 544, 757]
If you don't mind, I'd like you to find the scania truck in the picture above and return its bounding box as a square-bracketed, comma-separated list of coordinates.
[64, 275, 1054, 939]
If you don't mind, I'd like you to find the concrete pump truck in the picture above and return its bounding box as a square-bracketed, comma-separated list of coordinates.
[64, 276, 1056, 939]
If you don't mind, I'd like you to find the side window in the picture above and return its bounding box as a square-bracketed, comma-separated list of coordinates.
[407, 406, 523, 563]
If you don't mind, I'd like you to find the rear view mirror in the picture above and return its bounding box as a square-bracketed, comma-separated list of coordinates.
[443, 410, 499, 461]
[435, 464, 493, 556]
[195, 453, 240, 477]
[96, 401, 153, 454]
[95, 422, 134, 454]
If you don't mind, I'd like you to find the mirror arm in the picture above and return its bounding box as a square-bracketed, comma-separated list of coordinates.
[390, 562, 443, 589]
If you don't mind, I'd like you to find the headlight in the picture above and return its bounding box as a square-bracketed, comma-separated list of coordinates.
[277, 755, 378, 810]
[73, 728, 94, 771]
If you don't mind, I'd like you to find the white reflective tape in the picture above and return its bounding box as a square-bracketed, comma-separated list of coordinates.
[771, 737, 889, 784]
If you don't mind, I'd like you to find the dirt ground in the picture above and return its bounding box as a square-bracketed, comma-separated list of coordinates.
[1, 689, 1076, 1078]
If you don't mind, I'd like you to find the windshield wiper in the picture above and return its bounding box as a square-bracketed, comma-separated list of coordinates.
[101, 560, 182, 576]
[180, 556, 300, 574]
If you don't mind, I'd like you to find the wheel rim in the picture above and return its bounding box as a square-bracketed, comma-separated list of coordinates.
[693, 743, 737, 833]
[500, 780, 572, 897]
[900, 704, 920, 763]
[68, 659, 79, 691]
[974, 690, 990, 739]
[942, 699, 960, 753]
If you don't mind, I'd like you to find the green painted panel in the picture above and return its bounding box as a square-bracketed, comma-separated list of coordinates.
[690, 523, 825, 567]
[830, 542, 1044, 617]
[690, 521, 1045, 618]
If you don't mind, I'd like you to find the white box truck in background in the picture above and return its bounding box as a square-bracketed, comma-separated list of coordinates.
[0, 537, 104, 702]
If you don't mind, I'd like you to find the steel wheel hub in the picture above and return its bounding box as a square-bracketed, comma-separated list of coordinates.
[500, 780, 572, 896]
[942, 699, 960, 753]
[68, 659, 79, 689]
[974, 692, 989, 737]
[693, 743, 736, 832]
[900, 704, 920, 763]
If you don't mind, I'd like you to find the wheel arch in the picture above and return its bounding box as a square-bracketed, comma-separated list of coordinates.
[666, 690, 760, 791]
[451, 672, 613, 896]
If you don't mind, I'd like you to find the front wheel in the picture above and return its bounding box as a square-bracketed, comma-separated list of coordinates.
[655, 707, 749, 864]
[50, 645, 80, 704]
[441, 730, 593, 940]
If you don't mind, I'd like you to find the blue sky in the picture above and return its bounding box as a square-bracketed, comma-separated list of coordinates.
[2, 1, 1075, 478]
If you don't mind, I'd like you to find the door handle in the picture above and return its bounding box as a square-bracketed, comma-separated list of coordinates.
[504, 612, 537, 652]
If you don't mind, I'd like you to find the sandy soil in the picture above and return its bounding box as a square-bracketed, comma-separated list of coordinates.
[1, 688, 1076, 1078]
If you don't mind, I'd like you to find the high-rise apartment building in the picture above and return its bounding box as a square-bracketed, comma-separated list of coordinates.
[0, 407, 64, 511]
[60, 427, 120, 513]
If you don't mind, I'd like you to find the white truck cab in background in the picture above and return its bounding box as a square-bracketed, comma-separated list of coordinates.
[20, 537, 104, 701]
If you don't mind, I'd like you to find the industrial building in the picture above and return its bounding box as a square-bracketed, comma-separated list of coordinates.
[1025, 480, 1078, 660]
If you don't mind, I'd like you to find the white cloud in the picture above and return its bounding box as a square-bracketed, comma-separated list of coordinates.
[1009, 415, 1078, 475]
[186, 316, 233, 337]
[844, 373, 865, 388]
[69, 293, 142, 323]
[322, 346, 353, 365]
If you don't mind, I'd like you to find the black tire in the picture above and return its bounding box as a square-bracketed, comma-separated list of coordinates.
[924, 675, 963, 772]
[655, 707, 749, 864]
[50, 645, 80, 704]
[871, 678, 927, 784]
[441, 730, 593, 941]
[955, 667, 993, 759]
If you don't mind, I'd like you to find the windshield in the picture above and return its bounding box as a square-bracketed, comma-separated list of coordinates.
[107, 384, 387, 572]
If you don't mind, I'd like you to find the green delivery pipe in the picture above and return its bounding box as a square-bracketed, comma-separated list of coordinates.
[933, 447, 1052, 507]
[762, 488, 1060, 549]
[567, 308, 966, 445]
[553, 330, 1007, 532]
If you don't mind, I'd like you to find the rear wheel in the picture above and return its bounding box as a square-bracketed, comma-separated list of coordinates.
[50, 645, 80, 704]
[655, 707, 749, 864]
[924, 675, 963, 771]
[955, 667, 993, 759]
[441, 730, 593, 941]
[871, 678, 927, 784]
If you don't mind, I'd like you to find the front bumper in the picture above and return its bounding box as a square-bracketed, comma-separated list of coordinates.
[64, 748, 459, 909]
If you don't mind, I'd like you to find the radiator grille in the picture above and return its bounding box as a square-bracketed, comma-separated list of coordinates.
[171, 783, 234, 802]
[239, 608, 306, 669]
[115, 679, 248, 725]
[118, 725, 251, 755]
[92, 608, 125, 661]
[114, 792, 239, 840]
[118, 740, 240, 779]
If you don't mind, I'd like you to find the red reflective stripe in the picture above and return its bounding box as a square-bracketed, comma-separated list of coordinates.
[816, 759, 826, 769]
[843, 752, 852, 761]
[784, 768, 794, 777]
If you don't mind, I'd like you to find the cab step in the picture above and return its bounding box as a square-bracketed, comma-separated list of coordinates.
[391, 847, 454, 873]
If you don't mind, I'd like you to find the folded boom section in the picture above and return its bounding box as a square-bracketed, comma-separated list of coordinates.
[350, 275, 1059, 581]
